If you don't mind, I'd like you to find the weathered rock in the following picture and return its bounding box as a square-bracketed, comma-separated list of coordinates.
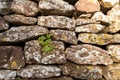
[75, 24, 105, 33]
[38, 16, 75, 30]
[107, 45, 120, 62]
[99, 0, 119, 9]
[78, 14, 92, 19]
[75, 0, 100, 13]
[91, 11, 111, 24]
[0, 26, 49, 42]
[11, 0, 39, 16]
[17, 65, 61, 78]
[0, 0, 11, 15]
[102, 63, 120, 80]
[0, 70, 16, 80]
[0, 46, 25, 69]
[24, 40, 66, 64]
[4, 14, 37, 25]
[66, 44, 113, 65]
[38, 0, 75, 16]
[78, 33, 120, 45]
[59, 62, 102, 79]
[50, 29, 78, 44]
[0, 17, 9, 31]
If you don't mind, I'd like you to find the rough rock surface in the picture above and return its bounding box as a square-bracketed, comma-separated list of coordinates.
[11, 0, 39, 16]
[0, 26, 49, 42]
[75, 0, 100, 13]
[0, 0, 11, 15]
[102, 63, 120, 80]
[0, 70, 16, 80]
[107, 45, 120, 62]
[4, 14, 37, 25]
[75, 24, 105, 33]
[24, 40, 66, 64]
[50, 29, 77, 44]
[59, 62, 102, 79]
[0, 46, 25, 69]
[38, 0, 75, 16]
[0, 17, 9, 31]
[66, 44, 113, 65]
[78, 33, 120, 45]
[38, 16, 75, 30]
[17, 65, 61, 78]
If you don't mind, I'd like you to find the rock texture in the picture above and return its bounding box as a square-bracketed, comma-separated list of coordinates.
[0, 17, 9, 31]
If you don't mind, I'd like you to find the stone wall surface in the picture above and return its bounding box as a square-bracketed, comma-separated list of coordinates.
[0, 0, 120, 80]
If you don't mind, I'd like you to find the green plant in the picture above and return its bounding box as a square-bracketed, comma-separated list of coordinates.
[38, 34, 54, 52]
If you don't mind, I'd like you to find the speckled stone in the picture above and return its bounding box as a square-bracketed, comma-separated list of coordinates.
[0, 46, 25, 69]
[75, 24, 105, 33]
[59, 62, 102, 79]
[102, 63, 120, 80]
[66, 44, 113, 65]
[0, 17, 9, 31]
[24, 40, 66, 64]
[50, 29, 78, 44]
[17, 65, 61, 78]
[0, 26, 49, 42]
[4, 14, 37, 25]
[0, 70, 16, 80]
[11, 0, 39, 16]
[78, 33, 120, 45]
[107, 45, 120, 62]
[38, 16, 76, 30]
[0, 0, 11, 15]
[38, 0, 75, 16]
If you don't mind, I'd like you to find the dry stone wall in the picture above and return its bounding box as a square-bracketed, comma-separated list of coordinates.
[0, 0, 120, 80]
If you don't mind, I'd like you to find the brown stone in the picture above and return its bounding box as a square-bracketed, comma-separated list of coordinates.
[11, 0, 39, 16]
[50, 29, 78, 44]
[17, 65, 61, 78]
[38, 16, 76, 30]
[24, 40, 66, 64]
[0, 17, 9, 31]
[107, 45, 120, 62]
[0, 26, 49, 42]
[38, 0, 75, 16]
[4, 14, 37, 25]
[0, 70, 16, 80]
[59, 62, 102, 79]
[75, 0, 100, 13]
[66, 44, 113, 65]
[0, 46, 25, 69]
[102, 63, 120, 80]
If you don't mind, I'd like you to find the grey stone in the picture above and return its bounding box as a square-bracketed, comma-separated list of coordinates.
[59, 62, 102, 79]
[17, 65, 61, 78]
[0, 26, 49, 42]
[38, 16, 76, 30]
[4, 14, 37, 25]
[0, 17, 9, 31]
[66, 44, 113, 65]
[50, 29, 78, 44]
[38, 0, 75, 16]
[0, 46, 25, 69]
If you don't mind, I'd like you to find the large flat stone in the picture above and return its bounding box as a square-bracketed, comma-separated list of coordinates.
[38, 0, 75, 16]
[0, 46, 25, 69]
[11, 0, 39, 16]
[38, 16, 75, 30]
[59, 62, 102, 79]
[4, 14, 37, 25]
[24, 40, 66, 64]
[0, 26, 49, 42]
[50, 29, 77, 44]
[17, 65, 61, 78]
[66, 44, 113, 65]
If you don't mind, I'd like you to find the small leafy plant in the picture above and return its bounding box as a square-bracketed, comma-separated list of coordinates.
[38, 34, 54, 52]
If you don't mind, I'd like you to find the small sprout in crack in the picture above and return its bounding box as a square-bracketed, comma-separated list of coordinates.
[38, 34, 54, 52]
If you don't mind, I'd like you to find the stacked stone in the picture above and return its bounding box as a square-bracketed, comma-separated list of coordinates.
[0, 0, 120, 80]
